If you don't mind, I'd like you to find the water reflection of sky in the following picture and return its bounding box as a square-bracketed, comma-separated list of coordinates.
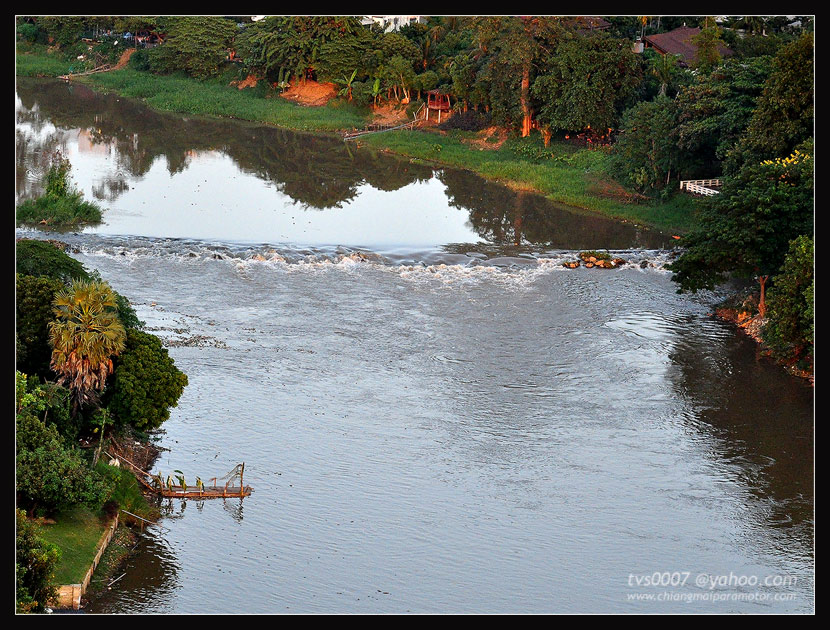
[16, 80, 670, 252]
[71, 142, 481, 247]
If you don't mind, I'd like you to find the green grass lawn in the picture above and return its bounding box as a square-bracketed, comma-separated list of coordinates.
[39, 507, 110, 585]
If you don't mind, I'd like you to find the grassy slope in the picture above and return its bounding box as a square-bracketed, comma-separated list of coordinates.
[17, 46, 699, 233]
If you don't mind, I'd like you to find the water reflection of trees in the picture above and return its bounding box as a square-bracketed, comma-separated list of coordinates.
[16, 78, 433, 210]
[438, 170, 669, 250]
[666, 322, 814, 550]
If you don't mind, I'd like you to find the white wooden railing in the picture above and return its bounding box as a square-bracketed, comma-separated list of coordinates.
[680, 179, 723, 196]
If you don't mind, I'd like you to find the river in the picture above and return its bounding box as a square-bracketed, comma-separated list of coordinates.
[16, 78, 814, 613]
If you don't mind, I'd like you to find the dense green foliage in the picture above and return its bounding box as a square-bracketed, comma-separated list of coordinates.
[16, 509, 61, 613]
[15, 239, 89, 282]
[532, 34, 640, 134]
[104, 329, 188, 430]
[611, 97, 682, 194]
[16, 274, 64, 380]
[16, 375, 111, 516]
[763, 235, 814, 366]
[147, 16, 237, 80]
[725, 33, 814, 173]
[669, 142, 813, 293]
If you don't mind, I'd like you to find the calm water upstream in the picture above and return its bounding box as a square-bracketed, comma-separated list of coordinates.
[16, 78, 814, 613]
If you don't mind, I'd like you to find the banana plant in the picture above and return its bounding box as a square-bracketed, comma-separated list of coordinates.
[174, 470, 187, 492]
[371, 77, 381, 107]
[338, 69, 358, 101]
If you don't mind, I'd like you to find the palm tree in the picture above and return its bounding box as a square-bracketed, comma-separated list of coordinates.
[48, 280, 126, 415]
[650, 53, 679, 97]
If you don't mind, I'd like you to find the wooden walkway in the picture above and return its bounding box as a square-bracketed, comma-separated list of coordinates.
[106, 451, 253, 499]
[59, 64, 113, 81]
[343, 103, 426, 141]
[680, 178, 723, 196]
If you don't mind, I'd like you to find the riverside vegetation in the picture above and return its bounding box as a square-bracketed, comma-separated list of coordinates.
[15, 237, 187, 612]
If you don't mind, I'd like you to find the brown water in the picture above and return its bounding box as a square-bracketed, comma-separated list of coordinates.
[16, 78, 814, 613]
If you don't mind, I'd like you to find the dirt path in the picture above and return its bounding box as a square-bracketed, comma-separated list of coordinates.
[113, 48, 137, 70]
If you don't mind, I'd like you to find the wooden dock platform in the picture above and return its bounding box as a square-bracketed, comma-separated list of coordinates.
[158, 485, 253, 499]
[106, 451, 253, 499]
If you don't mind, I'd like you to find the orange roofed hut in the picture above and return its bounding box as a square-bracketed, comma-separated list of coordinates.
[425, 89, 451, 123]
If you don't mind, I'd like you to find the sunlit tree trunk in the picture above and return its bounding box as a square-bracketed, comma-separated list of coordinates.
[521, 63, 532, 137]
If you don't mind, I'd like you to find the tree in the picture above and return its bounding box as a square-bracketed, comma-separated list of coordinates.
[473, 16, 563, 136]
[17, 407, 110, 516]
[148, 16, 237, 79]
[17, 274, 64, 379]
[763, 235, 814, 366]
[48, 280, 127, 415]
[612, 97, 684, 193]
[674, 56, 773, 168]
[16, 509, 60, 613]
[104, 329, 188, 430]
[669, 141, 813, 316]
[649, 51, 680, 97]
[532, 33, 641, 135]
[16, 239, 90, 282]
[690, 20, 726, 72]
[725, 33, 814, 173]
[244, 16, 363, 83]
[36, 16, 84, 48]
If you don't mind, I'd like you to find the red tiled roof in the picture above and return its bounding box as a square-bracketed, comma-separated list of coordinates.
[643, 26, 733, 64]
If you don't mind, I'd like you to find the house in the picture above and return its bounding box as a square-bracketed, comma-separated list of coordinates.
[643, 25, 733, 67]
[361, 16, 426, 32]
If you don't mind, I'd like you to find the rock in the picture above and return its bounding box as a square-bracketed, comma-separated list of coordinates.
[639, 259, 649, 269]
[612, 258, 626, 266]
[584, 262, 594, 268]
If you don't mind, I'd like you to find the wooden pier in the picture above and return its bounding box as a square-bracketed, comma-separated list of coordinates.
[343, 103, 425, 141]
[106, 451, 253, 499]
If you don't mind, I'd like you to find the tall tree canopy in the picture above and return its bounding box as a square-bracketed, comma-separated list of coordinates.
[532, 33, 641, 135]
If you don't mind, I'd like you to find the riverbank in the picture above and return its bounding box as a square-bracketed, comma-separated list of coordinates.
[714, 289, 814, 382]
[16, 46, 699, 235]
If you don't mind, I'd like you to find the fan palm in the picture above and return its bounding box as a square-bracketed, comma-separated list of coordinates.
[48, 280, 126, 415]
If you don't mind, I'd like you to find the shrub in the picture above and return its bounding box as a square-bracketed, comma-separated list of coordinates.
[105, 329, 188, 430]
[128, 48, 151, 71]
[15, 239, 90, 282]
[16, 412, 111, 516]
[16, 509, 60, 613]
[763, 235, 814, 367]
